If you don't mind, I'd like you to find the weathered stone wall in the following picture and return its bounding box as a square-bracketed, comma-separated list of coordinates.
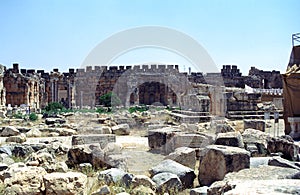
[4, 64, 41, 109]
[0, 63, 283, 113]
[246, 66, 282, 89]
[221, 65, 245, 88]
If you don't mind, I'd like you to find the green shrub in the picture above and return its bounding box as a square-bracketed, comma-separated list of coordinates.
[128, 105, 149, 113]
[99, 92, 121, 107]
[13, 112, 24, 119]
[29, 113, 38, 121]
[44, 102, 65, 113]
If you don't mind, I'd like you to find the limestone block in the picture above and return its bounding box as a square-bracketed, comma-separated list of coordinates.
[268, 156, 300, 170]
[267, 136, 299, 161]
[164, 147, 196, 169]
[215, 132, 244, 148]
[198, 145, 250, 186]
[215, 123, 235, 134]
[151, 172, 182, 193]
[131, 185, 155, 195]
[131, 175, 156, 190]
[244, 119, 265, 132]
[45, 118, 66, 125]
[43, 172, 87, 195]
[148, 127, 181, 154]
[98, 168, 126, 185]
[1, 126, 20, 137]
[72, 134, 116, 148]
[173, 133, 214, 150]
[149, 159, 196, 189]
[6, 133, 27, 143]
[3, 165, 47, 195]
[111, 124, 130, 135]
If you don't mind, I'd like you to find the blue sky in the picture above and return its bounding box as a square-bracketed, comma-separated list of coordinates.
[0, 0, 299, 74]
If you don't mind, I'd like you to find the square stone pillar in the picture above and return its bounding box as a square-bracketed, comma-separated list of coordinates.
[288, 117, 300, 139]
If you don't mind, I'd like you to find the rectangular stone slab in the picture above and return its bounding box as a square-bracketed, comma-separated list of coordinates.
[71, 134, 116, 148]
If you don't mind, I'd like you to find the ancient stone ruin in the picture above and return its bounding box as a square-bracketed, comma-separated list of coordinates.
[0, 43, 299, 194]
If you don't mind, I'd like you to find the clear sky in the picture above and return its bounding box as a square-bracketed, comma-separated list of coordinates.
[0, 0, 299, 74]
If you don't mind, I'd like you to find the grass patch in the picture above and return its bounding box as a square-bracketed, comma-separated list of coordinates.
[11, 155, 26, 163]
[128, 105, 149, 113]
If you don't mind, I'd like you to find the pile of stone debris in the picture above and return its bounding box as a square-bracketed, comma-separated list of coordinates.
[0, 110, 299, 194]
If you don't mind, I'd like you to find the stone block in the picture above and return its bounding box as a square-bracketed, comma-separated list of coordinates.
[215, 132, 244, 148]
[173, 133, 214, 150]
[148, 127, 181, 154]
[72, 134, 116, 148]
[164, 147, 196, 169]
[111, 124, 130, 135]
[198, 145, 250, 186]
[149, 159, 196, 189]
[244, 119, 265, 131]
[267, 135, 299, 161]
[44, 172, 87, 195]
[152, 172, 182, 193]
[3, 165, 47, 195]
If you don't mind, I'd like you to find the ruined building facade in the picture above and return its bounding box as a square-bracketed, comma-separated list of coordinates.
[0, 63, 283, 112]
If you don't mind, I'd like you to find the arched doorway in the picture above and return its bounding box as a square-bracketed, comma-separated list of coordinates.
[138, 82, 177, 106]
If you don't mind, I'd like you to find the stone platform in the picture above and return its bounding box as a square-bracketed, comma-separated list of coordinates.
[170, 110, 210, 123]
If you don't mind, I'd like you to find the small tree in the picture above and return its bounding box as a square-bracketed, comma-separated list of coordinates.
[99, 92, 121, 107]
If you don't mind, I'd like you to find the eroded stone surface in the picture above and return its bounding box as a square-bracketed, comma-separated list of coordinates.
[43, 171, 87, 195]
[199, 145, 250, 186]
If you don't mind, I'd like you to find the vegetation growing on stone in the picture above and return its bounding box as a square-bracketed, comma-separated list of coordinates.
[99, 92, 121, 107]
[44, 102, 66, 113]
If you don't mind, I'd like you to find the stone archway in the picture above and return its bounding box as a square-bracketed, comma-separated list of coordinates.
[137, 81, 177, 106]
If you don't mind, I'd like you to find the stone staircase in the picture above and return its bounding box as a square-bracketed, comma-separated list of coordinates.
[226, 110, 283, 120]
[169, 110, 211, 123]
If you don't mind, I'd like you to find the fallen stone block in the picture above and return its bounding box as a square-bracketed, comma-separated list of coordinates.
[104, 154, 128, 171]
[149, 159, 196, 189]
[242, 128, 269, 156]
[98, 168, 126, 185]
[268, 156, 300, 170]
[92, 185, 111, 195]
[267, 135, 299, 161]
[5, 133, 27, 143]
[0, 126, 20, 137]
[215, 123, 235, 134]
[148, 127, 181, 154]
[190, 186, 209, 195]
[244, 119, 265, 132]
[72, 134, 116, 148]
[198, 145, 250, 186]
[173, 133, 214, 150]
[43, 172, 87, 195]
[131, 185, 155, 195]
[164, 147, 196, 169]
[152, 172, 182, 194]
[45, 117, 66, 125]
[131, 175, 156, 191]
[3, 165, 47, 194]
[111, 124, 130, 135]
[215, 132, 244, 148]
[67, 144, 93, 167]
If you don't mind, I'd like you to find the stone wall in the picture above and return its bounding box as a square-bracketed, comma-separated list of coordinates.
[4, 64, 42, 109]
[246, 66, 282, 89]
[0, 63, 283, 113]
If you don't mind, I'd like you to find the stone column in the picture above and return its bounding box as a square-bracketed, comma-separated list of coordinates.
[55, 80, 58, 102]
[51, 80, 54, 102]
[67, 80, 71, 108]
